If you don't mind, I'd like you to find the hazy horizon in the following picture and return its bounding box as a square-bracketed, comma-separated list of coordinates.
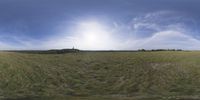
[0, 0, 200, 50]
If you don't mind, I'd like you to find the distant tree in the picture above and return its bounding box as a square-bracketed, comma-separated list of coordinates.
[138, 49, 146, 52]
[176, 49, 182, 51]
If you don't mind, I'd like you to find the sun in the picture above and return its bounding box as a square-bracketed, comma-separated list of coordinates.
[79, 21, 102, 43]
[75, 20, 112, 49]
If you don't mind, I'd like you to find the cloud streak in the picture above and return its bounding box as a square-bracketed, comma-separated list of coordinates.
[0, 11, 200, 50]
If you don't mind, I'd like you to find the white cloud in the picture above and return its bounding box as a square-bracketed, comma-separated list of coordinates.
[0, 42, 12, 50]
[0, 11, 200, 50]
[112, 11, 200, 50]
[40, 21, 121, 50]
[39, 27, 200, 50]
[129, 30, 200, 50]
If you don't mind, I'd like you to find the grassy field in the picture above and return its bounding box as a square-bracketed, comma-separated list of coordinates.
[1, 51, 200, 100]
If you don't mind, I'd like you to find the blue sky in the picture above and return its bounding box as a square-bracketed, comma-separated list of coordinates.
[0, 0, 200, 50]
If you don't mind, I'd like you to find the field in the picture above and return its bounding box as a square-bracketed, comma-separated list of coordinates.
[1, 51, 200, 100]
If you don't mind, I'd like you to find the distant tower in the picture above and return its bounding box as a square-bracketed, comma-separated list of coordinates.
[72, 46, 75, 49]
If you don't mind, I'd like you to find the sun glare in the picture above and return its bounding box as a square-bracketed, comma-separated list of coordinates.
[75, 20, 112, 49]
[80, 21, 102, 43]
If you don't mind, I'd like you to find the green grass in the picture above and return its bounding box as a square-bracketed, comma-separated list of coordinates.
[1, 51, 200, 99]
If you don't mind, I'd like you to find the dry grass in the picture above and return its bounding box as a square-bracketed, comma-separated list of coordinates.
[0, 51, 200, 99]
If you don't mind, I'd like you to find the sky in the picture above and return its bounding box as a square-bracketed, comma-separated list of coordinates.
[0, 0, 200, 50]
